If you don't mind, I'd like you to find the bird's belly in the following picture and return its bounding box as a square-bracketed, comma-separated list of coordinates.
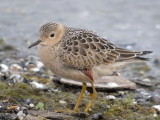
[38, 45, 91, 83]
[48, 62, 91, 83]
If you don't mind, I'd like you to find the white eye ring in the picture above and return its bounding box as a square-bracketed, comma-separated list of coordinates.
[50, 33, 55, 37]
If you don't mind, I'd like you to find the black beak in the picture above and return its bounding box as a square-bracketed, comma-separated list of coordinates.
[28, 40, 41, 49]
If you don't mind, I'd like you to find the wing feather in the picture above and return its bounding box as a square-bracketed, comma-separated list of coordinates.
[59, 32, 152, 69]
[59, 32, 118, 69]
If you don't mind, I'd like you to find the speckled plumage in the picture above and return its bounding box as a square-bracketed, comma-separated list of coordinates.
[37, 22, 151, 82]
[29, 22, 152, 112]
[60, 27, 151, 70]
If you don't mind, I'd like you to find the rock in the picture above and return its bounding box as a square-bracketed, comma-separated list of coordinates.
[142, 78, 151, 82]
[0, 64, 9, 73]
[10, 64, 22, 73]
[30, 81, 46, 89]
[60, 76, 136, 90]
[30, 67, 40, 72]
[9, 74, 24, 83]
[153, 58, 160, 67]
[22, 108, 28, 116]
[51, 88, 61, 93]
[36, 61, 44, 69]
[152, 105, 160, 111]
[17, 111, 26, 119]
[59, 100, 67, 104]
[118, 91, 125, 96]
[133, 78, 153, 87]
[29, 103, 35, 108]
[25, 58, 44, 72]
[90, 112, 104, 120]
[147, 96, 160, 104]
[105, 95, 116, 100]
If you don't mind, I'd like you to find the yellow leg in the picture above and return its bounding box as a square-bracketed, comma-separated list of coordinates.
[85, 83, 97, 112]
[73, 83, 87, 112]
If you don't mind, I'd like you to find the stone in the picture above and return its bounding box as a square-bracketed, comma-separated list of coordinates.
[60, 76, 136, 90]
[30, 81, 46, 89]
[105, 95, 116, 100]
[91, 112, 104, 120]
[152, 105, 160, 111]
[29, 103, 35, 108]
[0, 64, 9, 73]
[59, 100, 67, 104]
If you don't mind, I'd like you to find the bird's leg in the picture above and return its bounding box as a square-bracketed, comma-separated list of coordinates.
[55, 83, 86, 113]
[85, 83, 97, 112]
[73, 82, 87, 112]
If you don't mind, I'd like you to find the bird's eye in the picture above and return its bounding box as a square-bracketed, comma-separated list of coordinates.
[50, 33, 55, 37]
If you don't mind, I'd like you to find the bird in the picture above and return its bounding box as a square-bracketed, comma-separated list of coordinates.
[28, 22, 152, 112]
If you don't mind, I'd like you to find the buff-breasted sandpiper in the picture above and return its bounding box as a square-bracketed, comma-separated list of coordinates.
[29, 22, 152, 112]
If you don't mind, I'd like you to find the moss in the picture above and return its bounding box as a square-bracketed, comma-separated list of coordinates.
[23, 75, 51, 84]
[0, 81, 159, 119]
[92, 96, 157, 120]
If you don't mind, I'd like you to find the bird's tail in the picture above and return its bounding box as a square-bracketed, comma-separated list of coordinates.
[115, 48, 152, 62]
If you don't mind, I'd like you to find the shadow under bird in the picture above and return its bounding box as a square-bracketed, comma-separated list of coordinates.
[28, 22, 152, 113]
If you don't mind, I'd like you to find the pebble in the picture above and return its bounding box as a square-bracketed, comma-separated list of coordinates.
[15, 106, 20, 111]
[51, 88, 61, 93]
[118, 91, 125, 96]
[0, 64, 9, 73]
[91, 112, 104, 120]
[36, 61, 44, 69]
[30, 67, 40, 72]
[30, 81, 46, 89]
[25, 59, 44, 72]
[10, 74, 24, 83]
[153, 112, 158, 117]
[152, 105, 160, 111]
[142, 78, 151, 82]
[17, 111, 26, 119]
[29, 103, 35, 108]
[10, 64, 22, 72]
[59, 100, 67, 104]
[153, 58, 160, 66]
[106, 95, 116, 100]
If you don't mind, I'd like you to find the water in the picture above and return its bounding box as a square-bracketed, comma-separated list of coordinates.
[0, 0, 159, 56]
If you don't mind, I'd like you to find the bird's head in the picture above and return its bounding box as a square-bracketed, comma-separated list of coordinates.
[28, 22, 65, 48]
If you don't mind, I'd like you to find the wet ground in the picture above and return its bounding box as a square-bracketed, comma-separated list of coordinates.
[0, 0, 160, 119]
